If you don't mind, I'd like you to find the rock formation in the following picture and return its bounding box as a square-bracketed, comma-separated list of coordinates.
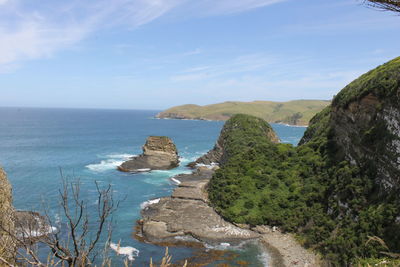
[137, 57, 400, 265]
[205, 57, 400, 265]
[137, 168, 259, 245]
[14, 211, 54, 241]
[0, 167, 15, 266]
[188, 114, 279, 167]
[118, 136, 179, 172]
[294, 57, 400, 264]
[301, 57, 400, 193]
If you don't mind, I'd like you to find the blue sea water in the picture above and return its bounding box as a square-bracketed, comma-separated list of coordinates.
[0, 107, 306, 266]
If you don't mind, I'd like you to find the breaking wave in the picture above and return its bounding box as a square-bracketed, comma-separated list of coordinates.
[140, 198, 160, 210]
[110, 242, 139, 261]
[86, 153, 137, 172]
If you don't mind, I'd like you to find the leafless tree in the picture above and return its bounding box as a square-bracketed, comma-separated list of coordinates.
[364, 0, 400, 13]
[0, 175, 120, 267]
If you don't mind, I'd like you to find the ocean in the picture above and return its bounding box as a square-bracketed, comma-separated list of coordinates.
[0, 107, 306, 266]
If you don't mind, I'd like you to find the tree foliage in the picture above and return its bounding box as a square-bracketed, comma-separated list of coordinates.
[364, 0, 400, 13]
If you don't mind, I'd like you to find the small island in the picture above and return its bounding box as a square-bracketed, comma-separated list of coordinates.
[118, 136, 179, 172]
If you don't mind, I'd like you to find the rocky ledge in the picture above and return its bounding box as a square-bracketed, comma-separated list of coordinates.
[137, 167, 259, 245]
[15, 211, 55, 240]
[118, 136, 179, 172]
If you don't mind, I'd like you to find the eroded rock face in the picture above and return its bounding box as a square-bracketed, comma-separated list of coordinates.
[331, 93, 400, 191]
[0, 167, 15, 266]
[301, 57, 400, 193]
[118, 136, 179, 172]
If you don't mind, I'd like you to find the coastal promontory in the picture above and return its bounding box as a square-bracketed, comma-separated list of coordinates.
[207, 57, 400, 265]
[118, 136, 179, 172]
[156, 100, 330, 126]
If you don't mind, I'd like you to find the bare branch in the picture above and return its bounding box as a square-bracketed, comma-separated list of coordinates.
[364, 0, 400, 13]
[1, 172, 118, 267]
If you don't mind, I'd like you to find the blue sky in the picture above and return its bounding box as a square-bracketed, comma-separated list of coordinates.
[0, 0, 399, 109]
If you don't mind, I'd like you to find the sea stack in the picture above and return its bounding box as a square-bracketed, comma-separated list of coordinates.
[118, 136, 179, 172]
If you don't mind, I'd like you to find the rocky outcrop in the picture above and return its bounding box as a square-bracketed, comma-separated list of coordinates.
[0, 167, 15, 266]
[330, 93, 400, 191]
[118, 136, 179, 172]
[14, 211, 54, 241]
[137, 168, 259, 245]
[188, 114, 279, 167]
[301, 57, 400, 193]
[296, 57, 400, 263]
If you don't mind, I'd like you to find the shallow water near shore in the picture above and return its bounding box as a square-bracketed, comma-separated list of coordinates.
[0, 107, 305, 266]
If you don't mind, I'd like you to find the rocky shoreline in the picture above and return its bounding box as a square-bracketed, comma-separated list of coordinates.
[136, 167, 259, 246]
[135, 165, 321, 266]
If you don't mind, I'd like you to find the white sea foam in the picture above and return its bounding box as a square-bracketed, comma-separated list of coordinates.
[170, 177, 181, 185]
[204, 242, 235, 251]
[140, 198, 160, 210]
[135, 168, 151, 172]
[110, 242, 139, 261]
[106, 153, 137, 159]
[143, 168, 192, 186]
[86, 153, 137, 172]
[196, 162, 219, 169]
[178, 156, 196, 164]
[24, 226, 57, 238]
[257, 250, 270, 267]
[17, 222, 57, 239]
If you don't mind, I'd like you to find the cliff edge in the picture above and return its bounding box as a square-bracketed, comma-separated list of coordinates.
[207, 57, 400, 266]
[0, 167, 15, 266]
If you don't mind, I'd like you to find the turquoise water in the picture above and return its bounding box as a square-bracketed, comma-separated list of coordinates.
[0, 107, 305, 266]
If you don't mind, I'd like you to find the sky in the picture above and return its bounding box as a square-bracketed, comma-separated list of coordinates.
[0, 0, 399, 110]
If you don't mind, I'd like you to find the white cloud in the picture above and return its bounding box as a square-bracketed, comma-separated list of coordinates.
[0, 0, 285, 70]
[171, 54, 284, 81]
[282, 13, 400, 35]
[169, 52, 372, 101]
[195, 70, 363, 101]
[0, 19, 90, 66]
[185, 0, 288, 16]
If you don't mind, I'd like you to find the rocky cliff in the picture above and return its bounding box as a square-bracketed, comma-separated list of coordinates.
[118, 136, 179, 172]
[301, 57, 400, 193]
[207, 57, 400, 265]
[0, 167, 15, 266]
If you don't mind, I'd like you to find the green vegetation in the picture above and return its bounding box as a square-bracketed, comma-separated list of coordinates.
[156, 100, 330, 126]
[209, 114, 400, 265]
[208, 68, 400, 267]
[355, 258, 400, 267]
[333, 56, 400, 108]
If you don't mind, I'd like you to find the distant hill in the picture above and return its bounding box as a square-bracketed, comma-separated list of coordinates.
[156, 100, 330, 126]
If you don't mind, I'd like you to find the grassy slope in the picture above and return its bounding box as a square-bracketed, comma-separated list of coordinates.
[157, 100, 330, 125]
